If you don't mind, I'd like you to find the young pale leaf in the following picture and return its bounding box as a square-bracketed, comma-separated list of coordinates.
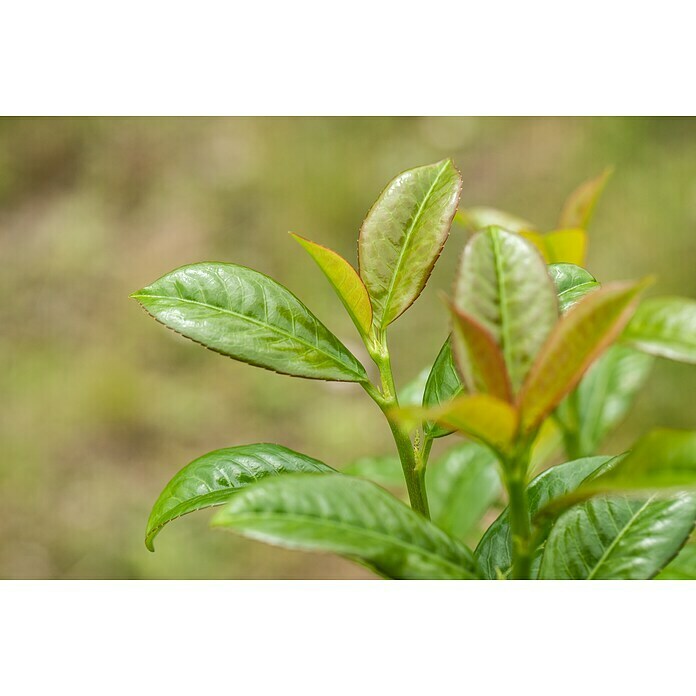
[454, 227, 559, 392]
[555, 345, 654, 458]
[212, 474, 480, 579]
[455, 207, 535, 233]
[145, 444, 334, 551]
[520, 229, 587, 266]
[547, 263, 600, 313]
[358, 159, 462, 329]
[530, 418, 564, 472]
[475, 456, 612, 579]
[427, 443, 501, 541]
[290, 233, 372, 336]
[132, 263, 368, 382]
[657, 542, 696, 579]
[558, 167, 613, 229]
[519, 280, 648, 433]
[623, 296, 696, 363]
[422, 337, 465, 439]
[342, 455, 404, 488]
[450, 305, 513, 402]
[396, 395, 518, 456]
[538, 492, 696, 580]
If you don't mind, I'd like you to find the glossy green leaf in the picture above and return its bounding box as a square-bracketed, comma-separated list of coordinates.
[427, 443, 501, 541]
[132, 263, 368, 382]
[555, 345, 654, 458]
[453, 227, 558, 392]
[212, 474, 479, 579]
[455, 207, 534, 233]
[359, 159, 462, 329]
[547, 263, 600, 313]
[558, 167, 613, 229]
[290, 233, 372, 336]
[657, 541, 696, 579]
[475, 456, 611, 579]
[538, 492, 696, 579]
[145, 443, 334, 551]
[623, 296, 696, 364]
[450, 304, 512, 401]
[519, 280, 648, 432]
[422, 337, 465, 439]
[342, 455, 404, 488]
[397, 395, 518, 456]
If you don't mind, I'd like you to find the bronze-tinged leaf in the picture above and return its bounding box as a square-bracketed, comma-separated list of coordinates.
[395, 395, 519, 456]
[359, 159, 462, 329]
[453, 227, 559, 393]
[518, 279, 649, 432]
[450, 304, 512, 402]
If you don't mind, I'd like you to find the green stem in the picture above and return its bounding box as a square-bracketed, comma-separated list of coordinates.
[363, 332, 430, 519]
[505, 440, 534, 580]
[387, 418, 430, 518]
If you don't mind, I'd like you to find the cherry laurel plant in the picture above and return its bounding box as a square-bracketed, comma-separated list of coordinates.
[133, 160, 696, 580]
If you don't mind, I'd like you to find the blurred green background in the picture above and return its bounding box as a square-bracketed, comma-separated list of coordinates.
[2, 117, 696, 579]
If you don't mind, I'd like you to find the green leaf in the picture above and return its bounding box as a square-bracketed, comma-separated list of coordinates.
[519, 280, 648, 432]
[547, 263, 600, 313]
[555, 345, 654, 458]
[212, 474, 480, 579]
[475, 456, 611, 579]
[623, 296, 696, 364]
[397, 395, 518, 456]
[538, 492, 696, 579]
[453, 227, 558, 392]
[422, 337, 465, 439]
[132, 263, 368, 382]
[558, 167, 613, 229]
[342, 455, 404, 488]
[455, 207, 534, 233]
[450, 304, 512, 401]
[290, 233, 372, 336]
[427, 443, 501, 541]
[583, 428, 696, 493]
[657, 541, 696, 579]
[359, 159, 462, 329]
[145, 443, 335, 551]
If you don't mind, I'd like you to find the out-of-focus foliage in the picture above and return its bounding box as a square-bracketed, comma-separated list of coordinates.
[2, 117, 696, 578]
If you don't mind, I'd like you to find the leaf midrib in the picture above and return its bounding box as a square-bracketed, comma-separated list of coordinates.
[380, 161, 449, 326]
[490, 229, 514, 383]
[585, 496, 654, 579]
[558, 281, 598, 305]
[220, 510, 476, 578]
[132, 292, 365, 380]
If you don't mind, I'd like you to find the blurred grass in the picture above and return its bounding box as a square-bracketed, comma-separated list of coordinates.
[1, 117, 695, 578]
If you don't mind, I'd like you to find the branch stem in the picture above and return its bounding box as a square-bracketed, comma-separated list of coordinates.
[363, 333, 430, 518]
[505, 441, 534, 580]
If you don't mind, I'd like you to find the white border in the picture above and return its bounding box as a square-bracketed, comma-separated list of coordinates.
[1, 581, 693, 694]
[2, 2, 695, 114]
